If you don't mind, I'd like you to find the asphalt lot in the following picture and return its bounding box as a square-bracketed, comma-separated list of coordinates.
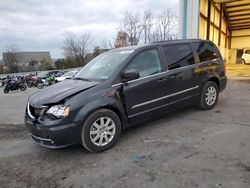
[0, 80, 250, 188]
[0, 87, 38, 124]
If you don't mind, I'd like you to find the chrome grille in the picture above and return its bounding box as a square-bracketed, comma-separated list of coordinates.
[27, 103, 46, 119]
[27, 102, 35, 119]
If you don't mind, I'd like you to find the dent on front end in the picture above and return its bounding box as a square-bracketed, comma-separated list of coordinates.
[25, 95, 83, 148]
[27, 99, 66, 121]
[25, 80, 100, 148]
[26, 81, 98, 124]
[25, 102, 82, 148]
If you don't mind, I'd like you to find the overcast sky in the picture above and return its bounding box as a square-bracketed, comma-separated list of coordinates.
[0, 0, 179, 59]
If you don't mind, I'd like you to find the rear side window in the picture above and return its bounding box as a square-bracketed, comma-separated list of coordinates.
[125, 49, 162, 78]
[193, 42, 219, 62]
[163, 44, 195, 70]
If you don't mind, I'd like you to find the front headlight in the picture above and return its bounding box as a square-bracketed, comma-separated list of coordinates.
[46, 105, 70, 118]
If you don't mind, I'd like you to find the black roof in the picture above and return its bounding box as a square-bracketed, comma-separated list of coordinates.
[109, 39, 210, 53]
[152, 39, 205, 44]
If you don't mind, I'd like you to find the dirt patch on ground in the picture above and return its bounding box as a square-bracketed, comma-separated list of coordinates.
[236, 162, 250, 172]
[0, 124, 26, 140]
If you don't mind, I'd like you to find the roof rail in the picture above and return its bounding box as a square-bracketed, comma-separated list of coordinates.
[151, 40, 172, 44]
[151, 39, 203, 44]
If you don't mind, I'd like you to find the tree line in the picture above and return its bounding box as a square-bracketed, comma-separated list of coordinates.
[115, 9, 178, 47]
[2, 9, 178, 73]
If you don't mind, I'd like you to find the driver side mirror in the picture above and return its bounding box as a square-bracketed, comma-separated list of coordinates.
[122, 70, 140, 82]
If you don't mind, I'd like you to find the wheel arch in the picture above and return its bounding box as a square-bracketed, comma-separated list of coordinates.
[102, 106, 122, 122]
[208, 77, 220, 90]
[95, 106, 129, 130]
[75, 99, 129, 130]
[242, 58, 246, 64]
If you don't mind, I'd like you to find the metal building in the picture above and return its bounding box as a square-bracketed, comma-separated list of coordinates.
[179, 0, 250, 64]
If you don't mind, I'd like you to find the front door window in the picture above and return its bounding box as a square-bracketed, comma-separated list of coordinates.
[125, 49, 162, 79]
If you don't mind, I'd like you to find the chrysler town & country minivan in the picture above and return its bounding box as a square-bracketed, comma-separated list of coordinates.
[25, 39, 227, 152]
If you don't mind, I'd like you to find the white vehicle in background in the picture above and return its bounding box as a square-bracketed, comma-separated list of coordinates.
[55, 70, 77, 82]
[242, 49, 250, 64]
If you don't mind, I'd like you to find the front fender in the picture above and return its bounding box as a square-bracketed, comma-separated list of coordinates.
[74, 96, 128, 129]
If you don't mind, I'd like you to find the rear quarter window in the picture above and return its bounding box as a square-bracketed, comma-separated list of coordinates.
[193, 42, 220, 62]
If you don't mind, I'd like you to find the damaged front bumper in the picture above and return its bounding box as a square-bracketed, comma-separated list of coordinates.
[25, 104, 82, 148]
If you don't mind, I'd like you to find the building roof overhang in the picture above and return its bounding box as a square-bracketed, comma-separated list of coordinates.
[214, 0, 250, 30]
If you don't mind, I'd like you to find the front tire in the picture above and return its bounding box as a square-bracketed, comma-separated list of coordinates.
[199, 81, 219, 110]
[4, 88, 9, 93]
[81, 109, 121, 153]
[27, 82, 33, 88]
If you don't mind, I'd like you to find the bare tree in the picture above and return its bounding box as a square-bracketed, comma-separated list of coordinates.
[3, 45, 20, 73]
[123, 12, 143, 45]
[114, 31, 128, 48]
[101, 39, 115, 49]
[142, 10, 153, 44]
[152, 9, 178, 42]
[63, 32, 91, 67]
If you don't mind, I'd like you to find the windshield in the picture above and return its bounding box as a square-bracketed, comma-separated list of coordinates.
[74, 50, 133, 81]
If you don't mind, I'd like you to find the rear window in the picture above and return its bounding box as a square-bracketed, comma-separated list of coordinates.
[163, 44, 195, 70]
[193, 42, 219, 62]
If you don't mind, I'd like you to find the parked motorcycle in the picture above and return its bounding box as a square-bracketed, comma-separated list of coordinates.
[1, 80, 5, 87]
[4, 80, 27, 93]
[36, 71, 57, 89]
[37, 77, 55, 89]
[1, 76, 11, 87]
[27, 80, 36, 88]
[24, 75, 36, 88]
[27, 77, 41, 88]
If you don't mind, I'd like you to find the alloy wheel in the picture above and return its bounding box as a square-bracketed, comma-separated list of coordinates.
[89, 117, 116, 146]
[205, 86, 217, 106]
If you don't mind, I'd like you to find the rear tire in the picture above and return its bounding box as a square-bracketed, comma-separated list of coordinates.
[81, 109, 121, 153]
[4, 88, 9, 93]
[37, 83, 44, 89]
[198, 81, 219, 110]
[242, 59, 246, 64]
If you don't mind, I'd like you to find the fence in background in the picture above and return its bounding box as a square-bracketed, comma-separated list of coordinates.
[0, 67, 82, 78]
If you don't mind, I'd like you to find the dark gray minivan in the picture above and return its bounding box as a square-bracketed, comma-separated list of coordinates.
[25, 39, 227, 152]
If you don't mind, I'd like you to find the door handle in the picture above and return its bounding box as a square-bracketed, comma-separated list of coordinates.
[157, 77, 167, 82]
[170, 75, 177, 79]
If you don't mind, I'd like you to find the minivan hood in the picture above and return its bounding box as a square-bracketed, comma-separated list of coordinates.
[29, 79, 99, 106]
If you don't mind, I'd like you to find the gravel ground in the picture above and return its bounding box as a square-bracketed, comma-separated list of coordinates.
[0, 80, 250, 188]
